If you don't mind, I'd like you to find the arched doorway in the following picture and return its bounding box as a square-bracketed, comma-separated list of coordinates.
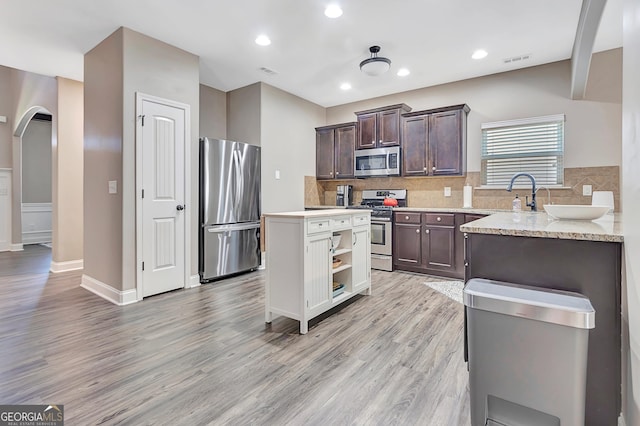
[13, 106, 54, 254]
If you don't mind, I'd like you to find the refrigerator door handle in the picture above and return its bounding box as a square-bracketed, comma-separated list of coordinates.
[207, 223, 261, 233]
[233, 149, 242, 215]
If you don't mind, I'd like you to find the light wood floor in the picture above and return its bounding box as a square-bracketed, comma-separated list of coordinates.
[0, 245, 471, 425]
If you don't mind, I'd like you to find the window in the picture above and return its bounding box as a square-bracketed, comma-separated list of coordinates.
[481, 114, 564, 187]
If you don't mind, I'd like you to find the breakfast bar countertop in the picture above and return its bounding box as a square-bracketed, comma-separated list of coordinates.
[460, 211, 624, 243]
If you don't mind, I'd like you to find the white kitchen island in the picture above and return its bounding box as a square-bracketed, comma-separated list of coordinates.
[264, 209, 371, 334]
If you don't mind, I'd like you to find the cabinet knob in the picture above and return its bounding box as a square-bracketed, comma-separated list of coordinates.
[437, 217, 442, 222]
[405, 215, 409, 220]
[336, 172, 339, 175]
[423, 167, 427, 171]
[415, 228, 420, 234]
[379, 140, 382, 144]
[425, 229, 430, 234]
[432, 166, 436, 171]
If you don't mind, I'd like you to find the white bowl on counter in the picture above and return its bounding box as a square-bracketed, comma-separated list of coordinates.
[544, 204, 610, 221]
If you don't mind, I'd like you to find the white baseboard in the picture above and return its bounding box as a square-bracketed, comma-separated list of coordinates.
[81, 274, 138, 306]
[619, 415, 626, 426]
[187, 274, 201, 288]
[50, 259, 84, 273]
[22, 230, 52, 244]
[11, 243, 23, 251]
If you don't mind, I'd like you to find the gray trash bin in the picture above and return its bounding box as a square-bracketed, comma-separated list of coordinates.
[464, 278, 595, 426]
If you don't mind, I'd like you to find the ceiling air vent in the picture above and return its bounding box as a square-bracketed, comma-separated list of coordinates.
[259, 67, 278, 76]
[503, 54, 531, 64]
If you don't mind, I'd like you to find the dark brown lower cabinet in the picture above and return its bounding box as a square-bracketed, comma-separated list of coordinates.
[394, 212, 462, 279]
[465, 233, 621, 426]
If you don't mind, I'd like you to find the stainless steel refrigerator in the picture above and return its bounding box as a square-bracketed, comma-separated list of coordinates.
[199, 137, 261, 282]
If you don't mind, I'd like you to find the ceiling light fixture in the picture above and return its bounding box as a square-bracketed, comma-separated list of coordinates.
[340, 82, 351, 90]
[472, 49, 488, 60]
[360, 46, 391, 76]
[324, 4, 343, 18]
[397, 68, 410, 77]
[255, 35, 271, 46]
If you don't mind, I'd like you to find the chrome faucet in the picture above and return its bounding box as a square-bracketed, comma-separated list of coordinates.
[506, 173, 537, 211]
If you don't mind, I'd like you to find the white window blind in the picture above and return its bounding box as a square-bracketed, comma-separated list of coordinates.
[481, 114, 565, 187]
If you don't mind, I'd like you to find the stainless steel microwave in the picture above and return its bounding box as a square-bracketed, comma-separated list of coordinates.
[354, 146, 401, 177]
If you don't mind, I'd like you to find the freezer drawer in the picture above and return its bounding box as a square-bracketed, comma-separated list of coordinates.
[201, 223, 260, 281]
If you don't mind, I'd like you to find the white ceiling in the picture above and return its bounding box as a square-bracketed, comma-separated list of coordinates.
[0, 0, 622, 108]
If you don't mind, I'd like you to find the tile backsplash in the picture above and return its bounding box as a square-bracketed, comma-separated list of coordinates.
[305, 166, 620, 212]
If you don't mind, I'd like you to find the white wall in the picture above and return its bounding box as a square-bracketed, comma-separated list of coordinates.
[260, 83, 325, 213]
[327, 50, 622, 172]
[622, 0, 640, 422]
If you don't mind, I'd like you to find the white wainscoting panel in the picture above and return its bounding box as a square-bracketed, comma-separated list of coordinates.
[21, 202, 52, 244]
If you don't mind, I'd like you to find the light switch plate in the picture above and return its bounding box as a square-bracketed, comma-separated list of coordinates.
[0, 116, 6, 123]
[275, 170, 281, 180]
[583, 184, 592, 196]
[444, 187, 452, 197]
[108, 180, 117, 194]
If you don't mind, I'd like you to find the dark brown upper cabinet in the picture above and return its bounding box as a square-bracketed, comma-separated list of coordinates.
[315, 122, 357, 180]
[355, 104, 411, 150]
[401, 104, 470, 176]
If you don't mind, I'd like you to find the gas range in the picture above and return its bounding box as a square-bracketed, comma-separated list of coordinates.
[347, 189, 407, 221]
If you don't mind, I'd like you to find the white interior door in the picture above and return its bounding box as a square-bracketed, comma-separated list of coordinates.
[140, 99, 185, 297]
[0, 170, 11, 252]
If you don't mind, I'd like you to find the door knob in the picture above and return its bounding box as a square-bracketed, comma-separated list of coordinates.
[176, 205, 185, 211]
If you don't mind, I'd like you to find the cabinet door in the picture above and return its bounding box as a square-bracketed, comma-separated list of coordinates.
[335, 125, 356, 178]
[304, 233, 332, 317]
[357, 113, 377, 149]
[379, 109, 401, 146]
[352, 226, 370, 292]
[428, 110, 463, 175]
[316, 128, 335, 180]
[401, 115, 428, 176]
[423, 225, 455, 272]
[393, 223, 422, 267]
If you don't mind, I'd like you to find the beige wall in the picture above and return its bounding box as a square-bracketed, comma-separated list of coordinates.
[84, 27, 200, 292]
[122, 27, 200, 290]
[54, 77, 83, 263]
[227, 83, 261, 145]
[0, 66, 12, 169]
[21, 118, 52, 203]
[200, 84, 227, 139]
[260, 83, 325, 213]
[622, 0, 640, 422]
[84, 28, 124, 289]
[327, 49, 622, 172]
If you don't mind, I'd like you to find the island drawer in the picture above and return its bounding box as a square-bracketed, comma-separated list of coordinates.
[395, 212, 422, 224]
[424, 213, 455, 226]
[352, 214, 370, 226]
[307, 219, 331, 234]
[331, 216, 352, 230]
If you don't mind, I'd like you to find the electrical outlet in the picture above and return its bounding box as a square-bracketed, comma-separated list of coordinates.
[583, 185, 592, 196]
[444, 187, 451, 197]
[108, 180, 117, 194]
[275, 170, 281, 180]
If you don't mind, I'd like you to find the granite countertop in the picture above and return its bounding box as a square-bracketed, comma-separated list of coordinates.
[461, 211, 624, 243]
[304, 205, 347, 210]
[264, 209, 370, 219]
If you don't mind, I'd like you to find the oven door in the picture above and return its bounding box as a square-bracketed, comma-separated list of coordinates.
[370, 220, 392, 256]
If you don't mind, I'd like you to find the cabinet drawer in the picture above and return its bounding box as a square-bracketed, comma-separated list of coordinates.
[424, 213, 455, 226]
[331, 215, 352, 230]
[307, 219, 331, 234]
[395, 212, 422, 224]
[352, 214, 370, 226]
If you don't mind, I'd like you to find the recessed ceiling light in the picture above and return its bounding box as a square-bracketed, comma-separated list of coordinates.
[255, 35, 271, 46]
[325, 4, 343, 18]
[397, 68, 410, 77]
[472, 49, 488, 60]
[340, 82, 351, 90]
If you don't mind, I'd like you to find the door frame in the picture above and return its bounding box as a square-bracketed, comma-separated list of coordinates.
[135, 92, 191, 301]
